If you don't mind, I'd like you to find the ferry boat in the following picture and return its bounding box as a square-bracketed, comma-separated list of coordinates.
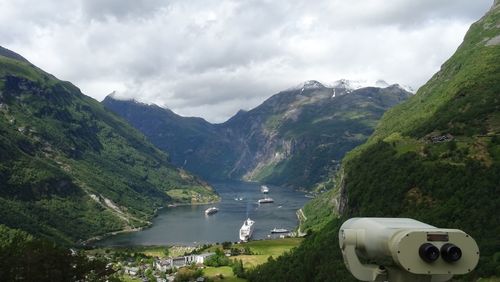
[271, 228, 289, 234]
[258, 197, 274, 204]
[261, 185, 269, 194]
[239, 218, 255, 242]
[205, 207, 218, 215]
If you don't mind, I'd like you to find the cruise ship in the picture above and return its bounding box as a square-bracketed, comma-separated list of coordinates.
[239, 218, 255, 242]
[205, 207, 218, 215]
[260, 185, 269, 194]
[258, 197, 274, 204]
[271, 228, 289, 234]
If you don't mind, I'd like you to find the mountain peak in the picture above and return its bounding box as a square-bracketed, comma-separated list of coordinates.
[288, 80, 326, 92]
[330, 79, 415, 93]
[104, 91, 149, 105]
[104, 91, 132, 102]
[0, 46, 30, 63]
[392, 83, 415, 93]
[301, 80, 325, 89]
[330, 79, 374, 91]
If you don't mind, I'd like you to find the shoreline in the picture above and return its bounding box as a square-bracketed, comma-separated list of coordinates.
[81, 198, 221, 246]
[166, 199, 220, 208]
[80, 226, 149, 246]
[83, 181, 307, 247]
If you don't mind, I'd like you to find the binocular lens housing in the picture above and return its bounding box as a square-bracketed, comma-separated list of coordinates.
[419, 243, 440, 263]
[441, 243, 462, 263]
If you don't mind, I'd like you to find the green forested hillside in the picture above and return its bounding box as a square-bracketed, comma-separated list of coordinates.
[251, 2, 500, 281]
[0, 224, 113, 281]
[0, 49, 218, 244]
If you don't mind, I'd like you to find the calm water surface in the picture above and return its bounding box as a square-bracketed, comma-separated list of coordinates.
[96, 181, 309, 246]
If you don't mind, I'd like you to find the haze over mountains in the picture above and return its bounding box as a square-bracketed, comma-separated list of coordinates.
[103, 79, 412, 190]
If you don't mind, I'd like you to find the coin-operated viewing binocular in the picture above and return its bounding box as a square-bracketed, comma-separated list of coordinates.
[339, 218, 480, 282]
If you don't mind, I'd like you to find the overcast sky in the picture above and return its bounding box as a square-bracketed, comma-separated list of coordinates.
[0, 0, 493, 122]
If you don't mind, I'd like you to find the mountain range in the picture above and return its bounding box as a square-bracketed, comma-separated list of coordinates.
[0, 47, 218, 244]
[103, 79, 413, 190]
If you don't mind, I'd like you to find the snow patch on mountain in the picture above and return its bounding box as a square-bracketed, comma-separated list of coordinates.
[287, 80, 326, 92]
[329, 79, 415, 93]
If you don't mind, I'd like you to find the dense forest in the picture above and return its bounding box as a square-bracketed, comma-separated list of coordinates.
[0, 225, 116, 281]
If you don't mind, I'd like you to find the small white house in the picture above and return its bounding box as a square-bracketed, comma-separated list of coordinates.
[195, 253, 215, 264]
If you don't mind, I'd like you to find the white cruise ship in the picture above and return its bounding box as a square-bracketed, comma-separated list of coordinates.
[260, 185, 269, 193]
[258, 197, 274, 204]
[205, 207, 218, 215]
[239, 218, 255, 242]
[271, 227, 289, 233]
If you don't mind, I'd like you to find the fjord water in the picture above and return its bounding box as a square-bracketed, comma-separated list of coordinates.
[96, 181, 309, 246]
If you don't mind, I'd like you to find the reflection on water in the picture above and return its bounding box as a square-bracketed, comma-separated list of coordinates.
[96, 181, 309, 246]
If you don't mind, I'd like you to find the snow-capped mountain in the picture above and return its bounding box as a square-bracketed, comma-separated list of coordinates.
[329, 79, 416, 93]
[287, 80, 327, 92]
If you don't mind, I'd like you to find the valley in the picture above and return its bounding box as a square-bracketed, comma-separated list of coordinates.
[1, 1, 499, 281]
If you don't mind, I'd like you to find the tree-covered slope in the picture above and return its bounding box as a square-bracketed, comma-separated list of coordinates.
[0, 224, 116, 281]
[0, 48, 218, 244]
[251, 2, 500, 281]
[102, 96, 238, 180]
[104, 81, 412, 190]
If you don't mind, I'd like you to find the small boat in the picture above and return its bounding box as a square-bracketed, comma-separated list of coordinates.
[261, 185, 269, 194]
[258, 197, 274, 204]
[271, 228, 289, 234]
[205, 207, 218, 215]
[239, 218, 255, 242]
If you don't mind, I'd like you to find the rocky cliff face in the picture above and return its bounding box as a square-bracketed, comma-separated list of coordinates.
[104, 81, 412, 189]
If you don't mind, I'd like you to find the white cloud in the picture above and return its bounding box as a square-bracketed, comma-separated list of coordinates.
[0, 0, 493, 122]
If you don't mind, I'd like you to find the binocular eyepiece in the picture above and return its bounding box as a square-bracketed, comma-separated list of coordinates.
[419, 243, 462, 263]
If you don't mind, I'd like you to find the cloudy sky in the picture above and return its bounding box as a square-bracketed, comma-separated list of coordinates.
[0, 0, 493, 122]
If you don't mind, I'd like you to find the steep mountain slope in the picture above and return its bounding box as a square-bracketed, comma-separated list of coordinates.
[0, 48, 217, 244]
[102, 95, 238, 180]
[104, 81, 412, 189]
[250, 2, 500, 281]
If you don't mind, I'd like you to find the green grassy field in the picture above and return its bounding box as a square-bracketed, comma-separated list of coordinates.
[232, 238, 303, 268]
[117, 276, 141, 282]
[203, 266, 246, 282]
[203, 239, 303, 281]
